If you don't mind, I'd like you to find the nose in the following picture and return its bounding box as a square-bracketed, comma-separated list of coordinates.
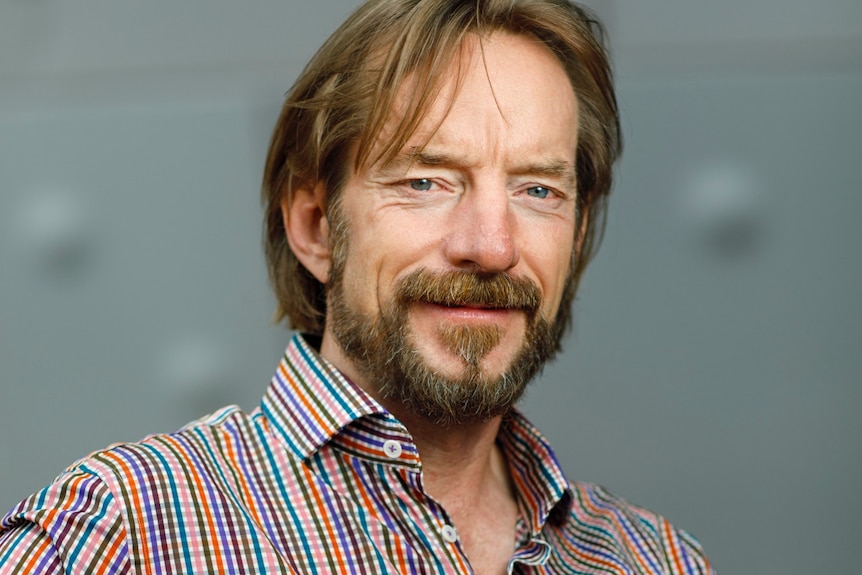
[444, 184, 520, 273]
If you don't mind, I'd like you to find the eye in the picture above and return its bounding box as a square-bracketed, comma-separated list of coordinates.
[409, 179, 433, 191]
[526, 185, 552, 199]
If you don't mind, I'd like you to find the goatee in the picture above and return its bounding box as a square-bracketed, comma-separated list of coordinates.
[329, 268, 557, 426]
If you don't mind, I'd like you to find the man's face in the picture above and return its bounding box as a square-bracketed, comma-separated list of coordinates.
[322, 32, 580, 424]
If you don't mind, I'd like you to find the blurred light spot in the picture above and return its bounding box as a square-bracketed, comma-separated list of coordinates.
[680, 162, 765, 259]
[14, 185, 94, 278]
[157, 334, 232, 402]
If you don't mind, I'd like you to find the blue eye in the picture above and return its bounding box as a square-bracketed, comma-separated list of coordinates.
[409, 179, 433, 191]
[526, 186, 551, 199]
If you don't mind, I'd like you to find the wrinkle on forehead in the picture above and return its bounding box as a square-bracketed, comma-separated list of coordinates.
[366, 32, 578, 177]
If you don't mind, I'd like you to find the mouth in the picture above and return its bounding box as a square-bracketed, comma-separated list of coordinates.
[414, 300, 516, 322]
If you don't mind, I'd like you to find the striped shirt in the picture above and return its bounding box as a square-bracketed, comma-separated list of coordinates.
[0, 334, 713, 574]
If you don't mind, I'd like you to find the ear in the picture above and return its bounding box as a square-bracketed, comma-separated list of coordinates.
[282, 182, 331, 284]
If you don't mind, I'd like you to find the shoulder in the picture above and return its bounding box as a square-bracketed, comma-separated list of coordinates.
[1, 405, 269, 574]
[0, 467, 130, 573]
[553, 481, 715, 575]
[68, 405, 273, 525]
[79, 406, 262, 486]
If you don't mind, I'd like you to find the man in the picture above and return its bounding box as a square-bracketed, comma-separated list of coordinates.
[0, 0, 713, 573]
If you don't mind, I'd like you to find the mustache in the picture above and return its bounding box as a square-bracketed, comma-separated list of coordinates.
[396, 269, 541, 311]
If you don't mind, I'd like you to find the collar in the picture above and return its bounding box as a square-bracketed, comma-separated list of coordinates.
[261, 333, 572, 535]
[261, 333, 421, 468]
[497, 410, 573, 535]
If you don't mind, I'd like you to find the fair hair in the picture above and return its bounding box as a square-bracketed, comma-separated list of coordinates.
[262, 0, 621, 337]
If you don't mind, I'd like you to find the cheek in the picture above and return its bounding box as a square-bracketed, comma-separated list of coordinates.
[368, 209, 444, 261]
[339, 214, 434, 310]
[533, 226, 576, 316]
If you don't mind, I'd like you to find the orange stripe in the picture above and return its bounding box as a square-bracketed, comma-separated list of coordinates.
[220, 430, 265, 528]
[395, 537, 409, 573]
[570, 543, 623, 572]
[578, 487, 652, 574]
[94, 523, 127, 575]
[299, 463, 349, 568]
[663, 519, 686, 573]
[509, 470, 531, 518]
[278, 363, 331, 431]
[37, 471, 88, 529]
[451, 543, 471, 572]
[391, 471, 412, 574]
[104, 452, 154, 575]
[19, 532, 53, 573]
[161, 435, 229, 575]
[346, 460, 409, 572]
[336, 433, 387, 457]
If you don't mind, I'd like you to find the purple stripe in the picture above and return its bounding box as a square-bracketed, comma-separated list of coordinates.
[226, 422, 290, 552]
[310, 469, 361, 573]
[348, 459, 424, 567]
[33, 541, 62, 573]
[167, 432, 241, 575]
[588, 488, 662, 573]
[43, 474, 96, 553]
[112, 447, 168, 575]
[271, 367, 328, 447]
[0, 334, 713, 574]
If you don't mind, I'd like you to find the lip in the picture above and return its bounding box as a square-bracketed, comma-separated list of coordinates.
[412, 301, 516, 323]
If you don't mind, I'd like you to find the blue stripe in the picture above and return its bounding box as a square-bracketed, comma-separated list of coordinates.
[137, 444, 196, 575]
[0, 523, 36, 565]
[189, 427, 269, 574]
[293, 334, 357, 417]
[260, 400, 304, 457]
[252, 420, 319, 575]
[273, 363, 329, 446]
[65, 476, 114, 567]
[393, 496, 447, 572]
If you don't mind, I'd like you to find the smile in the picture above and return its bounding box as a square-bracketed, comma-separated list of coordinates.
[413, 301, 518, 323]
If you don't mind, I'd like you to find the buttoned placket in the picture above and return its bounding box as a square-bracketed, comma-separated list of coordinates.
[369, 421, 478, 570]
[378, 433, 463, 546]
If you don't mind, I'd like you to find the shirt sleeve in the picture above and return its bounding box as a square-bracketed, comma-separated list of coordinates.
[674, 526, 717, 575]
[0, 468, 131, 574]
[626, 494, 717, 575]
[574, 483, 716, 575]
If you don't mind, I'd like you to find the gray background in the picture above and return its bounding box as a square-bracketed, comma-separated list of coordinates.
[1, 1, 860, 573]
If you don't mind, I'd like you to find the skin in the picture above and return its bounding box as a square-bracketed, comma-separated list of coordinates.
[284, 31, 579, 575]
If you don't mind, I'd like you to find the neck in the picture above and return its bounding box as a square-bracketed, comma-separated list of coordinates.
[389, 400, 521, 575]
[320, 333, 522, 571]
[319, 331, 515, 505]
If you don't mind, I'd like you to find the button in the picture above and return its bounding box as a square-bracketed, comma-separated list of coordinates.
[383, 439, 403, 459]
[441, 524, 458, 543]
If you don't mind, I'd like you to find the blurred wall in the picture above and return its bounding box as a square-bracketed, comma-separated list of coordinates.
[1, 1, 861, 573]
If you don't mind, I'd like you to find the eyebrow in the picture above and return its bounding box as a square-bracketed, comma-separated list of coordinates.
[388, 147, 577, 190]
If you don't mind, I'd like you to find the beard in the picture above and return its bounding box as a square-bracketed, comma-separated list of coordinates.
[328, 266, 558, 427]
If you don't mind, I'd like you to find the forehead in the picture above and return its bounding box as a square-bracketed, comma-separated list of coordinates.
[364, 31, 579, 173]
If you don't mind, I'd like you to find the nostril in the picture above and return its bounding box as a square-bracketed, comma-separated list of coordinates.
[446, 230, 519, 273]
[444, 190, 519, 272]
